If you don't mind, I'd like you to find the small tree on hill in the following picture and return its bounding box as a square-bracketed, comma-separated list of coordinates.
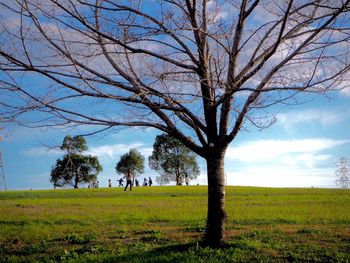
[61, 135, 87, 154]
[116, 148, 145, 177]
[50, 136, 102, 188]
[149, 134, 200, 185]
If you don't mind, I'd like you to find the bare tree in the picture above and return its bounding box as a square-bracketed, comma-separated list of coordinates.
[0, 0, 349, 247]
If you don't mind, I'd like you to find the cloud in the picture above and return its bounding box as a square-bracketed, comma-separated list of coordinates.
[225, 138, 349, 167]
[206, 1, 234, 22]
[276, 109, 347, 132]
[22, 142, 154, 160]
[87, 143, 153, 160]
[334, 79, 350, 96]
[226, 166, 335, 188]
[21, 146, 61, 157]
[340, 86, 350, 96]
[281, 153, 331, 169]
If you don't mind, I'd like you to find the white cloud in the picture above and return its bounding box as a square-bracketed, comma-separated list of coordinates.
[335, 79, 350, 96]
[22, 142, 154, 160]
[225, 138, 349, 165]
[21, 146, 61, 157]
[276, 109, 347, 132]
[340, 86, 350, 96]
[281, 153, 331, 169]
[222, 138, 350, 187]
[87, 143, 153, 160]
[206, 1, 231, 22]
[226, 166, 336, 188]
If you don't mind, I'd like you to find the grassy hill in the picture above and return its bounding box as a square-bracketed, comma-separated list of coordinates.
[0, 186, 349, 262]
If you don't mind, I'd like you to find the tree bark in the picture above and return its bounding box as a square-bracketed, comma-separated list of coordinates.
[204, 149, 227, 247]
[74, 173, 79, 189]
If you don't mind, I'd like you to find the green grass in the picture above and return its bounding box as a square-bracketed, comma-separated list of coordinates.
[0, 186, 349, 262]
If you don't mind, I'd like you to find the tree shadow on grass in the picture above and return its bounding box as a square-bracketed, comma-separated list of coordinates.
[117, 243, 196, 263]
[116, 242, 256, 263]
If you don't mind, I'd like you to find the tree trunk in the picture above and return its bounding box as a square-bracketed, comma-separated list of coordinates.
[74, 173, 79, 189]
[204, 149, 227, 247]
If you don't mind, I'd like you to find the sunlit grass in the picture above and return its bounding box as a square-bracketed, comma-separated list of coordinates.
[0, 186, 349, 262]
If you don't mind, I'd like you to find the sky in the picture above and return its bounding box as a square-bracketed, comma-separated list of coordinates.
[0, 1, 350, 190]
[1, 89, 349, 190]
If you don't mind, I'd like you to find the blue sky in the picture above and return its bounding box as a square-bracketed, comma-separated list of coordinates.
[1, 89, 349, 190]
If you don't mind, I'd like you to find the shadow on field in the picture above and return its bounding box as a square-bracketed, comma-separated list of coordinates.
[117, 243, 197, 263]
[116, 242, 256, 263]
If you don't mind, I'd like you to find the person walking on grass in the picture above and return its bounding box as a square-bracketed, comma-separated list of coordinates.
[118, 178, 124, 187]
[124, 170, 133, 191]
[143, 178, 148, 186]
[148, 177, 153, 186]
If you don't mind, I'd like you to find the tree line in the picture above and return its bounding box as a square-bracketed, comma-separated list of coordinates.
[50, 134, 200, 189]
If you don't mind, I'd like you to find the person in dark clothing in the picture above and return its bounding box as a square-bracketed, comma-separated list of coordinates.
[124, 170, 133, 191]
[148, 177, 153, 186]
[118, 178, 124, 187]
[143, 178, 148, 186]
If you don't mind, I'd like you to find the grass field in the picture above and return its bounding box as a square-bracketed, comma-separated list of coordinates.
[0, 186, 349, 262]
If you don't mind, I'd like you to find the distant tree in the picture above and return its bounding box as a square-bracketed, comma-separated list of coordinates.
[61, 135, 87, 154]
[51, 155, 102, 189]
[50, 136, 102, 188]
[115, 148, 145, 176]
[149, 134, 200, 185]
[155, 175, 170, 186]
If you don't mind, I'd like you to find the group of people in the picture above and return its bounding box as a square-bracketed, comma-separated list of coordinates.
[102, 174, 192, 190]
[109, 171, 153, 191]
[143, 177, 153, 186]
[88, 181, 99, 188]
[123, 171, 153, 191]
[176, 176, 190, 186]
